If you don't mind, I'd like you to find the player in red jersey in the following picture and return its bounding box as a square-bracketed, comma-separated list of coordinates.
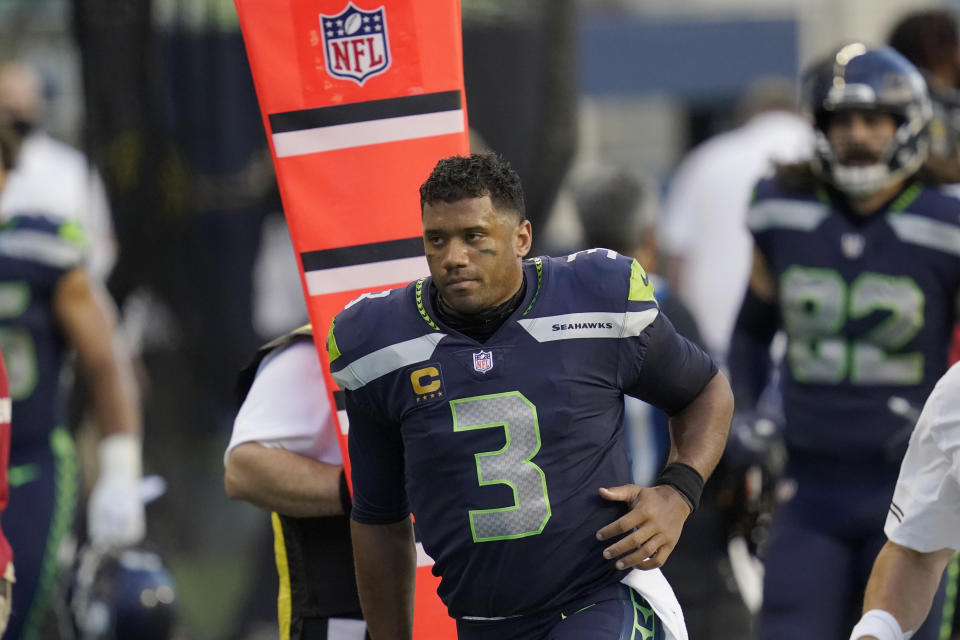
[0, 125, 15, 636]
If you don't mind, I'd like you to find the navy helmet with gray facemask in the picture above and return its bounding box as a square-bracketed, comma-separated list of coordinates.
[804, 43, 934, 197]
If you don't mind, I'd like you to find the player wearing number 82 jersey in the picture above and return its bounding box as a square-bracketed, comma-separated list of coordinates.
[745, 175, 960, 455]
[730, 44, 960, 640]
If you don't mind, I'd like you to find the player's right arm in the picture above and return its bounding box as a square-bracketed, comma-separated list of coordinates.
[350, 517, 416, 639]
[329, 292, 419, 637]
[728, 244, 778, 410]
[53, 264, 144, 549]
[850, 540, 954, 640]
[53, 266, 141, 442]
[345, 388, 415, 638]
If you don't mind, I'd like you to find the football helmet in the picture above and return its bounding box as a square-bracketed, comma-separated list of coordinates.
[69, 545, 177, 640]
[804, 43, 933, 197]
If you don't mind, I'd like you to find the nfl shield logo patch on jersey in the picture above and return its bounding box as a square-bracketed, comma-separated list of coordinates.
[319, 3, 391, 85]
[472, 350, 494, 374]
[841, 232, 865, 259]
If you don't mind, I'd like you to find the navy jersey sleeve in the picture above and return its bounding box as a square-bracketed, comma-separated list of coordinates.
[345, 389, 409, 524]
[329, 293, 414, 525]
[621, 312, 718, 416]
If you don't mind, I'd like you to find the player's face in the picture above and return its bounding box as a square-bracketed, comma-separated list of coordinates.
[826, 108, 897, 167]
[422, 195, 532, 316]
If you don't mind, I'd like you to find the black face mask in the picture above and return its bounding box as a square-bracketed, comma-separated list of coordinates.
[11, 118, 34, 140]
[434, 274, 527, 343]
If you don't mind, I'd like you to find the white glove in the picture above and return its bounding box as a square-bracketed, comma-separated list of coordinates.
[849, 609, 913, 640]
[87, 434, 145, 549]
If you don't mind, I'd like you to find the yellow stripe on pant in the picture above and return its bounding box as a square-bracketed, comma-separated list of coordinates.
[272, 512, 292, 640]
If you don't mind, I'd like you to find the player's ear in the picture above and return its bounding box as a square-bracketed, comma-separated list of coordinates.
[514, 219, 532, 258]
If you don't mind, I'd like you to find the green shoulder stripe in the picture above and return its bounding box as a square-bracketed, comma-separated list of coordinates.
[58, 220, 88, 247]
[628, 260, 656, 302]
[327, 321, 341, 362]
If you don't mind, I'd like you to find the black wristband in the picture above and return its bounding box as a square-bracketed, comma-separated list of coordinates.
[654, 462, 704, 513]
[338, 468, 353, 517]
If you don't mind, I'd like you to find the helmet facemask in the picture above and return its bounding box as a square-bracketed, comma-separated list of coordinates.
[806, 44, 933, 198]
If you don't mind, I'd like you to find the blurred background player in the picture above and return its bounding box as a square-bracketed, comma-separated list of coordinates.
[0, 346, 12, 639]
[729, 44, 960, 640]
[850, 361, 960, 640]
[659, 77, 814, 363]
[888, 9, 960, 167]
[224, 325, 366, 640]
[0, 60, 115, 281]
[0, 110, 145, 637]
[0, 126, 16, 637]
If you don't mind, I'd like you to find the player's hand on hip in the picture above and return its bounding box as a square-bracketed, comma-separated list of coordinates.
[595, 484, 691, 570]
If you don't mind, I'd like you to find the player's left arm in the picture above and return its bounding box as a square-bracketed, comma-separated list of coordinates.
[54, 267, 144, 548]
[851, 540, 955, 640]
[597, 313, 733, 570]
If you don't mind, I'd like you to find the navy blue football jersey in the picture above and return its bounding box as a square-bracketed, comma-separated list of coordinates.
[330, 250, 716, 618]
[0, 215, 88, 450]
[748, 178, 960, 459]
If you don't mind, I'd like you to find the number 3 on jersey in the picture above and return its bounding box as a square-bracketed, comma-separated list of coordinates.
[451, 392, 552, 542]
[781, 267, 924, 385]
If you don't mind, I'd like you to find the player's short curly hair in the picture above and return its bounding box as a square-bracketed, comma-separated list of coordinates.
[420, 152, 526, 221]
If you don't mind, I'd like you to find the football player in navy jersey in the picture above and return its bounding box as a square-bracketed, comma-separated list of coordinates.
[729, 44, 960, 640]
[0, 127, 145, 637]
[329, 153, 734, 639]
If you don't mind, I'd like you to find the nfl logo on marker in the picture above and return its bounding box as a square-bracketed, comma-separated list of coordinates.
[473, 350, 494, 374]
[319, 3, 391, 85]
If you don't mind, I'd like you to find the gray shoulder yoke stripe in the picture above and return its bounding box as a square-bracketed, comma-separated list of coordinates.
[0, 230, 85, 269]
[886, 212, 960, 258]
[747, 198, 829, 232]
[332, 332, 447, 391]
[518, 309, 659, 342]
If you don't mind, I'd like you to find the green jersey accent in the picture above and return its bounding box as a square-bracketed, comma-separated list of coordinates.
[628, 260, 656, 303]
[57, 220, 88, 247]
[415, 278, 440, 330]
[326, 321, 341, 363]
[890, 181, 923, 212]
[522, 257, 544, 316]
